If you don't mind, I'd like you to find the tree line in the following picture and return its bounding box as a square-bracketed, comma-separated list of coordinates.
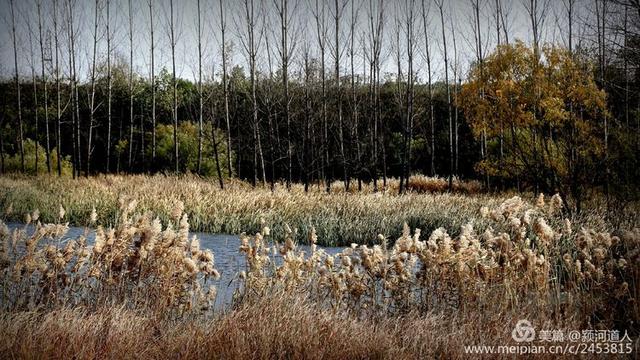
[1, 0, 639, 209]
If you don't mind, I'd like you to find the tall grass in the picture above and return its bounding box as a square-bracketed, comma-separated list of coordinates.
[0, 194, 638, 358]
[0, 201, 219, 315]
[1, 174, 635, 246]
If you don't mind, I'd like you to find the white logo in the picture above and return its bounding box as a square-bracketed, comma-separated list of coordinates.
[512, 320, 536, 342]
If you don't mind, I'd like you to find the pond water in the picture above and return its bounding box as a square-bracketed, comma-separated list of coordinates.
[5, 222, 345, 309]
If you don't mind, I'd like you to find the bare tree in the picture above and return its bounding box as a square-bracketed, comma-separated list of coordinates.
[435, 0, 453, 190]
[471, 0, 489, 187]
[10, 0, 24, 173]
[239, 0, 267, 186]
[127, 0, 134, 170]
[263, 25, 277, 190]
[420, 0, 435, 177]
[36, 0, 51, 173]
[197, 0, 204, 174]
[219, 0, 233, 177]
[302, 41, 312, 191]
[560, 0, 576, 52]
[595, 0, 608, 150]
[349, 0, 362, 189]
[169, 0, 179, 172]
[210, 62, 224, 189]
[595, 0, 610, 200]
[523, 0, 551, 58]
[495, 0, 507, 174]
[523, 0, 550, 194]
[393, 3, 405, 191]
[494, 0, 510, 45]
[105, 0, 112, 173]
[28, 26, 39, 174]
[87, 0, 99, 176]
[148, 0, 156, 164]
[274, 0, 295, 188]
[400, 0, 416, 194]
[331, 0, 349, 190]
[65, 0, 81, 178]
[367, 0, 384, 191]
[53, 0, 62, 176]
[311, 0, 330, 192]
[450, 12, 459, 176]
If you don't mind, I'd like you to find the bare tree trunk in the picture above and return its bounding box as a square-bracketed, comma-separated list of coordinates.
[211, 87, 224, 189]
[368, 0, 384, 191]
[350, 1, 361, 190]
[170, 0, 179, 173]
[242, 0, 266, 187]
[496, 0, 506, 186]
[219, 0, 232, 177]
[10, 0, 24, 173]
[525, 0, 549, 194]
[303, 45, 312, 192]
[66, 0, 81, 178]
[451, 15, 459, 177]
[276, 0, 293, 188]
[37, 0, 51, 174]
[128, 0, 134, 171]
[53, 0, 62, 176]
[87, 0, 99, 177]
[197, 0, 204, 174]
[435, 0, 453, 190]
[472, 0, 489, 188]
[394, 9, 405, 192]
[312, 0, 330, 192]
[265, 33, 276, 190]
[421, 0, 435, 177]
[29, 31, 39, 174]
[401, 0, 416, 194]
[333, 0, 348, 190]
[598, 0, 609, 203]
[406, 0, 416, 193]
[149, 0, 156, 164]
[106, 0, 112, 173]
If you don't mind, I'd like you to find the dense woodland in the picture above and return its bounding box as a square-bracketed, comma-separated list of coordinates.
[0, 0, 639, 210]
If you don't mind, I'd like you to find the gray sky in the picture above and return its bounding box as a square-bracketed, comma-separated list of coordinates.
[0, 0, 596, 83]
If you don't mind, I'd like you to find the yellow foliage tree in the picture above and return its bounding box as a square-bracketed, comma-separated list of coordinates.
[461, 41, 608, 212]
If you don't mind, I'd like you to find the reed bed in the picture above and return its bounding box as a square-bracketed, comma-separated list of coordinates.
[0, 194, 638, 358]
[1, 174, 635, 247]
[0, 296, 582, 360]
[0, 174, 500, 247]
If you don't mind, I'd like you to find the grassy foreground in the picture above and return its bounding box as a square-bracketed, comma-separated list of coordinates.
[0, 296, 579, 359]
[0, 190, 638, 358]
[0, 174, 635, 246]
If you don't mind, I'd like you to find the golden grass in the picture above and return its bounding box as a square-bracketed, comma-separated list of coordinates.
[1, 174, 635, 247]
[1, 177, 639, 358]
[0, 294, 584, 360]
[0, 174, 503, 246]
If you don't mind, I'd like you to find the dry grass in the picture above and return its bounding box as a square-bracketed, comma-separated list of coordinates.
[0, 179, 638, 358]
[1, 174, 635, 247]
[0, 294, 589, 360]
[0, 174, 503, 247]
[404, 175, 483, 194]
[0, 201, 218, 314]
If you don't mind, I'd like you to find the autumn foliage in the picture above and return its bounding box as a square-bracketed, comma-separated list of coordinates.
[462, 42, 608, 211]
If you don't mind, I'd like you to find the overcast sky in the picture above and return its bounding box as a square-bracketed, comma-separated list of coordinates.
[0, 0, 598, 83]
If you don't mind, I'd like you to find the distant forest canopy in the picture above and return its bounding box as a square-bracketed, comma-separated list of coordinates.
[0, 0, 639, 210]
